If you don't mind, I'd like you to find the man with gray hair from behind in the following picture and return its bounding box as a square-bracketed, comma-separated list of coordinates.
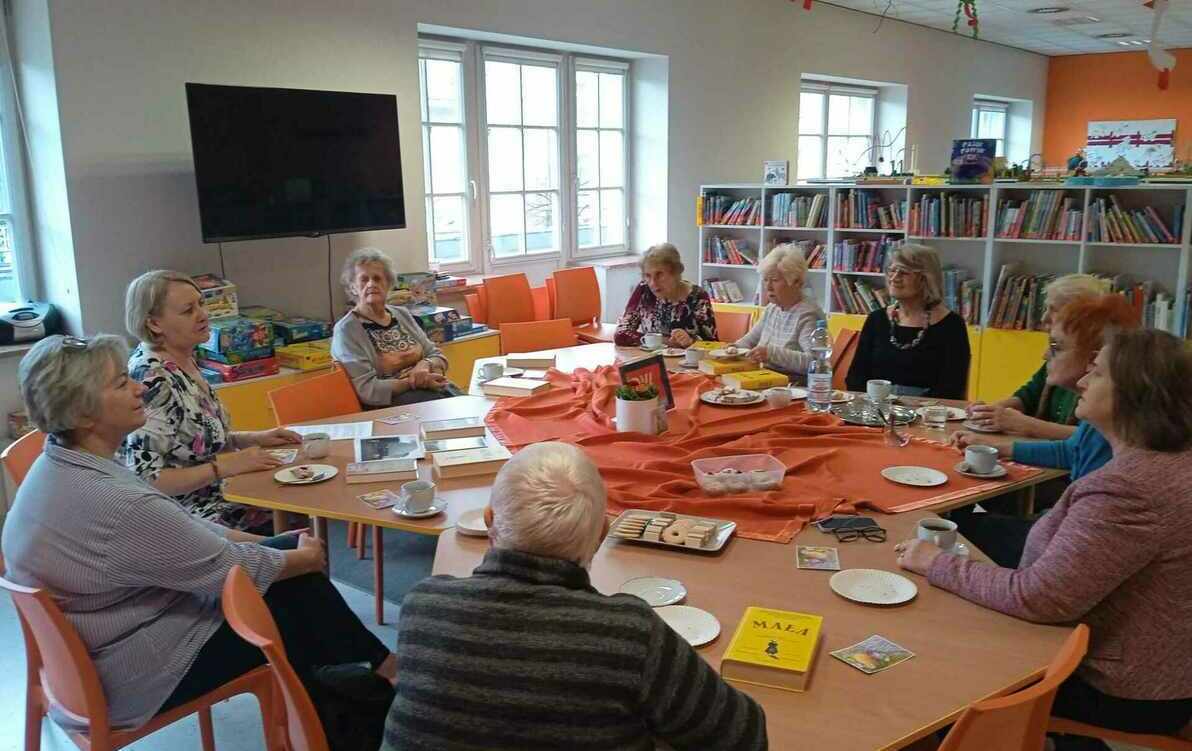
[381, 441, 767, 751]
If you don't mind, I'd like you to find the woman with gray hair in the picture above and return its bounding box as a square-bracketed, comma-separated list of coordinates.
[2, 334, 394, 731]
[614, 243, 718, 347]
[734, 242, 825, 378]
[331, 247, 456, 407]
[120, 270, 301, 532]
[844, 243, 971, 399]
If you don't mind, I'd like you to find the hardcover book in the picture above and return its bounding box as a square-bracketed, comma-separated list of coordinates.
[720, 369, 790, 391]
[431, 445, 513, 479]
[949, 139, 996, 185]
[720, 607, 824, 692]
[481, 377, 551, 398]
[344, 458, 418, 484]
[421, 416, 487, 440]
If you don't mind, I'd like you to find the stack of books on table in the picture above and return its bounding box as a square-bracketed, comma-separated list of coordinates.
[994, 191, 1082, 240]
[908, 194, 987, 238]
[1086, 195, 1180, 244]
[700, 194, 762, 225]
[831, 276, 889, 315]
[431, 445, 513, 480]
[834, 190, 906, 230]
[943, 267, 982, 325]
[832, 238, 894, 273]
[768, 193, 827, 227]
[703, 236, 758, 265]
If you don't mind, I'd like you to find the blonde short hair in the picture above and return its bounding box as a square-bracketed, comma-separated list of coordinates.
[341, 247, 397, 301]
[488, 442, 607, 567]
[641, 243, 684, 276]
[759, 243, 808, 289]
[1044, 274, 1103, 312]
[20, 334, 129, 440]
[888, 244, 945, 308]
[124, 270, 202, 344]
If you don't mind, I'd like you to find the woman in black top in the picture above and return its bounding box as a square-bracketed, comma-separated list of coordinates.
[845, 244, 971, 399]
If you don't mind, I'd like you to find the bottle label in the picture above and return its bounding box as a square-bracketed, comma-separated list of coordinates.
[808, 373, 832, 392]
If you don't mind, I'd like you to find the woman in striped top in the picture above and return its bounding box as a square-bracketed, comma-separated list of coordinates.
[734, 242, 825, 379]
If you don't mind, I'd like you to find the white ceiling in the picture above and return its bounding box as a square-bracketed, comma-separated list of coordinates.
[819, 0, 1192, 56]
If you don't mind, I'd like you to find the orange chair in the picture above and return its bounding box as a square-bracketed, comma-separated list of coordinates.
[498, 319, 578, 355]
[222, 566, 329, 751]
[830, 329, 861, 391]
[933, 624, 1089, 751]
[530, 285, 553, 321]
[483, 273, 536, 328]
[713, 310, 752, 343]
[1047, 718, 1192, 751]
[0, 575, 279, 751]
[463, 289, 487, 325]
[551, 268, 615, 342]
[2, 429, 46, 491]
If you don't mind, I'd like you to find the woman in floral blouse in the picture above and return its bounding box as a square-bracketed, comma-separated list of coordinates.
[614, 243, 718, 347]
[119, 270, 301, 532]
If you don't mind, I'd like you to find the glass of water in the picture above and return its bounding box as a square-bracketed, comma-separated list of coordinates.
[924, 405, 948, 431]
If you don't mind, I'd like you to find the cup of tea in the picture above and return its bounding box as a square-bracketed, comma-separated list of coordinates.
[642, 333, 665, 350]
[683, 347, 704, 367]
[400, 480, 436, 514]
[301, 432, 330, 459]
[917, 518, 958, 551]
[964, 444, 999, 474]
[481, 362, 504, 381]
[867, 379, 893, 404]
[764, 387, 792, 408]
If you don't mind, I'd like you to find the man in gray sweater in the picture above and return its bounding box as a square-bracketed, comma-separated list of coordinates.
[381, 442, 767, 751]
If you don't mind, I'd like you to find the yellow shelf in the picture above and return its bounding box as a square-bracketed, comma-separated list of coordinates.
[975, 328, 1048, 402]
[711, 302, 764, 325]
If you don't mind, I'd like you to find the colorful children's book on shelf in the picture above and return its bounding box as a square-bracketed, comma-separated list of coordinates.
[949, 139, 996, 185]
[703, 279, 745, 304]
[908, 193, 987, 238]
[720, 607, 823, 693]
[987, 264, 1053, 330]
[1086, 195, 1178, 244]
[830, 275, 889, 315]
[995, 191, 1082, 240]
[832, 237, 895, 273]
[703, 236, 757, 265]
[834, 190, 906, 230]
[702, 194, 762, 226]
[943, 267, 982, 325]
[768, 193, 827, 228]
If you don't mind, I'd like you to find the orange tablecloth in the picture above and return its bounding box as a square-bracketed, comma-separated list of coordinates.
[485, 367, 1040, 543]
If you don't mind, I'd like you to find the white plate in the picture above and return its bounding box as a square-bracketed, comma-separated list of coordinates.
[656, 605, 721, 646]
[961, 420, 1003, 434]
[830, 391, 854, 404]
[658, 348, 686, 358]
[830, 569, 918, 606]
[392, 498, 447, 519]
[787, 387, 809, 400]
[707, 348, 747, 360]
[619, 577, 687, 607]
[881, 466, 949, 487]
[700, 389, 765, 406]
[456, 508, 489, 536]
[954, 461, 1009, 479]
[273, 464, 338, 485]
[916, 406, 968, 421]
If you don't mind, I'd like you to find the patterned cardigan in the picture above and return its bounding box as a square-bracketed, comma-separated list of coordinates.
[614, 281, 718, 346]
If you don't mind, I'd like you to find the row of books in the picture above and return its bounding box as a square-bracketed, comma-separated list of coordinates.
[798, 240, 827, 269]
[703, 278, 746, 303]
[1086, 196, 1180, 244]
[987, 266, 1054, 330]
[835, 191, 906, 230]
[943, 268, 982, 325]
[995, 191, 1083, 240]
[701, 194, 762, 225]
[703, 236, 758, 265]
[907, 195, 986, 238]
[769, 193, 827, 228]
[832, 238, 896, 273]
[1090, 273, 1183, 336]
[830, 275, 889, 315]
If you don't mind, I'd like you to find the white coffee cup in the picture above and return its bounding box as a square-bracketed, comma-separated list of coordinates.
[965, 444, 999, 474]
[401, 479, 436, 513]
[481, 362, 504, 381]
[917, 518, 958, 551]
[867, 379, 893, 403]
[301, 432, 330, 459]
[643, 333, 665, 350]
[683, 347, 704, 366]
[764, 387, 792, 408]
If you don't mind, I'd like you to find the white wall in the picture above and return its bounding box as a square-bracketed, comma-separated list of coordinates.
[13, 0, 1048, 337]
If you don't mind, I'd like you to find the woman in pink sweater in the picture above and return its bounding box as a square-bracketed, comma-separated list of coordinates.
[897, 329, 1192, 746]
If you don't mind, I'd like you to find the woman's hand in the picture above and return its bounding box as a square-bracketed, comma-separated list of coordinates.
[380, 347, 423, 376]
[215, 446, 283, 478]
[747, 345, 768, 364]
[894, 538, 943, 576]
[967, 403, 1027, 434]
[248, 428, 302, 447]
[668, 329, 693, 348]
[409, 369, 449, 390]
[948, 431, 1014, 456]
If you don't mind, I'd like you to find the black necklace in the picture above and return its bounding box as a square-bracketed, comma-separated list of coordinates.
[888, 303, 934, 351]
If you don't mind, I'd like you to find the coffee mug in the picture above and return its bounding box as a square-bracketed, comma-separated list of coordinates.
[917, 518, 958, 551]
[301, 432, 330, 459]
[642, 333, 665, 350]
[965, 444, 999, 474]
[867, 379, 893, 403]
[764, 387, 792, 408]
[683, 347, 704, 366]
[401, 479, 436, 513]
[481, 362, 504, 381]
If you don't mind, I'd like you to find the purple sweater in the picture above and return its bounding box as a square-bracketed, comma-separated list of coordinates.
[929, 446, 1192, 701]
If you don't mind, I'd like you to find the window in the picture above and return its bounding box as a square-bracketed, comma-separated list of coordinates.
[798, 84, 876, 180]
[575, 61, 627, 253]
[419, 44, 470, 267]
[971, 100, 1008, 158]
[0, 9, 31, 302]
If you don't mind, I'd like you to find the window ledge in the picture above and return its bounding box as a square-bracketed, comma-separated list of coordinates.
[0, 341, 36, 358]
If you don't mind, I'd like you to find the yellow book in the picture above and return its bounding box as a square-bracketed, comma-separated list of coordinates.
[688, 340, 726, 352]
[698, 358, 754, 376]
[720, 369, 790, 391]
[720, 607, 823, 693]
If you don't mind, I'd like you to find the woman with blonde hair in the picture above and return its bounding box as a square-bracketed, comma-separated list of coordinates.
[614, 243, 717, 347]
[844, 244, 970, 399]
[734, 243, 825, 377]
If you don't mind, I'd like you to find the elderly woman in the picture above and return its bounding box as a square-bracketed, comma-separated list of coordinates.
[120, 270, 301, 532]
[898, 329, 1192, 746]
[382, 441, 766, 751]
[1, 335, 394, 730]
[734, 243, 825, 378]
[967, 274, 1103, 438]
[614, 243, 718, 347]
[331, 247, 455, 407]
[844, 244, 970, 399]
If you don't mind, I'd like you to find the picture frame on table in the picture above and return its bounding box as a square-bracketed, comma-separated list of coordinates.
[763, 160, 789, 186]
[618, 354, 675, 409]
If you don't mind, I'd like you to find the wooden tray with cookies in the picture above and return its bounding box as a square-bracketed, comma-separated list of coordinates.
[606, 509, 736, 553]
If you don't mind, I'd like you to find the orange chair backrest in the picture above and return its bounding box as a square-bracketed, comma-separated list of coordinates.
[937, 624, 1089, 751]
[268, 367, 362, 426]
[830, 329, 860, 391]
[1, 429, 46, 490]
[222, 567, 330, 751]
[551, 267, 602, 326]
[463, 292, 486, 325]
[0, 576, 111, 735]
[530, 286, 553, 321]
[713, 310, 752, 343]
[498, 319, 578, 355]
[483, 274, 535, 328]
[545, 278, 558, 320]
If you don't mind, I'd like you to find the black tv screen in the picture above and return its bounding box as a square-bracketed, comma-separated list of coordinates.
[185, 83, 405, 242]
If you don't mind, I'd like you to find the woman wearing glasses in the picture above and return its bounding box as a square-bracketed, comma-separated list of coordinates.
[898, 329, 1192, 746]
[844, 244, 970, 399]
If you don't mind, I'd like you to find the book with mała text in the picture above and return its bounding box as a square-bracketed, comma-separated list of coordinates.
[720, 607, 823, 692]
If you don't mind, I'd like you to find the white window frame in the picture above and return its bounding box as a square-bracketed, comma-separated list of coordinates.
[798, 82, 878, 180]
[572, 57, 630, 260]
[0, 8, 36, 302]
[971, 99, 1008, 158]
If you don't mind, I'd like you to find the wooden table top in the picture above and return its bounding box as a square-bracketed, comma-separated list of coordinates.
[433, 512, 1072, 751]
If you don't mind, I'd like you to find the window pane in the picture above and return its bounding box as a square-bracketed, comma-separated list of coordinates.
[827, 94, 850, 134]
[418, 59, 428, 122]
[487, 127, 523, 192]
[429, 126, 465, 194]
[847, 96, 873, 136]
[577, 129, 598, 188]
[599, 130, 623, 188]
[422, 125, 431, 187]
[525, 192, 559, 252]
[798, 135, 823, 179]
[600, 188, 624, 246]
[799, 91, 824, 135]
[826, 135, 863, 178]
[978, 110, 1006, 140]
[485, 61, 521, 125]
[523, 128, 558, 191]
[577, 190, 598, 247]
[431, 196, 467, 263]
[996, 138, 1005, 158]
[424, 59, 461, 123]
[521, 64, 557, 127]
[598, 72, 623, 128]
[576, 71, 598, 128]
[490, 193, 525, 257]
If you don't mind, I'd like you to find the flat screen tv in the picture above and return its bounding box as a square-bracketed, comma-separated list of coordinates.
[185, 83, 405, 242]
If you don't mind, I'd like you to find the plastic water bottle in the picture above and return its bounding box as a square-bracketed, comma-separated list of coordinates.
[806, 319, 833, 413]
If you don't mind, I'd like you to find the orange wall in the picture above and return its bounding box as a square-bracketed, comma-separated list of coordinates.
[1043, 49, 1192, 167]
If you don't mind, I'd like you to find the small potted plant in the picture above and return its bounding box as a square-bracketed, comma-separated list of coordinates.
[615, 380, 660, 434]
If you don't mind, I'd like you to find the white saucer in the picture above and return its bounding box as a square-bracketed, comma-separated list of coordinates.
[619, 577, 687, 607]
[456, 508, 489, 536]
[392, 498, 447, 519]
[954, 461, 1008, 479]
[830, 569, 918, 606]
[916, 406, 968, 421]
[787, 387, 809, 399]
[656, 605, 720, 646]
[658, 348, 686, 358]
[881, 466, 948, 487]
[961, 420, 1003, 434]
[273, 464, 338, 485]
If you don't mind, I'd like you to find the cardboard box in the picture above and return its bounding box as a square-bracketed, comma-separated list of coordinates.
[305, 338, 331, 351]
[239, 305, 285, 321]
[191, 273, 239, 320]
[195, 344, 275, 365]
[272, 316, 332, 345]
[197, 356, 279, 382]
[275, 342, 333, 371]
[388, 272, 437, 307]
[203, 317, 274, 355]
[406, 305, 461, 332]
